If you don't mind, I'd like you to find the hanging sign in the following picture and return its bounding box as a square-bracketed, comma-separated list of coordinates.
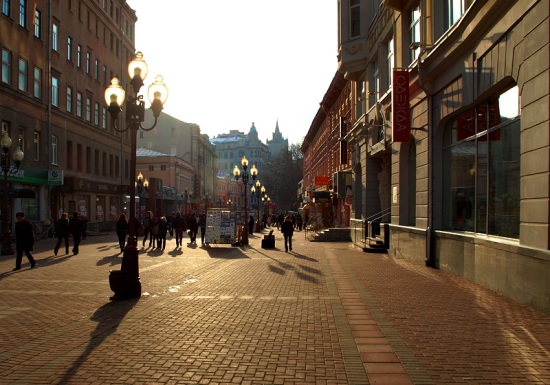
[392, 70, 411, 142]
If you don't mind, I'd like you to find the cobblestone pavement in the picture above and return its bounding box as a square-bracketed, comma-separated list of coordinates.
[0, 229, 549, 384]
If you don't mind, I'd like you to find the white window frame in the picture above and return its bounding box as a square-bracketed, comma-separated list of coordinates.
[51, 134, 58, 165]
[33, 66, 41, 98]
[18, 58, 27, 92]
[51, 75, 59, 106]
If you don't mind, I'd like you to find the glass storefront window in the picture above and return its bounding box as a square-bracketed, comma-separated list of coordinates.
[443, 86, 520, 238]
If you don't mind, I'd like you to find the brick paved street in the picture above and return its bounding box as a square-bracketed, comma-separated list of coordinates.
[0, 229, 549, 384]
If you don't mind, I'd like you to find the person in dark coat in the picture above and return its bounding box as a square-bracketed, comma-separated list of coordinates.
[172, 212, 185, 248]
[280, 215, 294, 252]
[198, 213, 207, 245]
[187, 213, 198, 244]
[116, 213, 129, 252]
[142, 211, 153, 248]
[156, 215, 168, 250]
[13, 211, 36, 270]
[69, 211, 86, 255]
[54, 212, 70, 255]
[248, 215, 254, 235]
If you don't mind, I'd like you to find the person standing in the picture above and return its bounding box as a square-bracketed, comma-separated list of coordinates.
[280, 215, 294, 252]
[187, 213, 198, 244]
[167, 212, 175, 238]
[13, 211, 36, 270]
[69, 211, 87, 255]
[173, 212, 184, 248]
[54, 212, 70, 255]
[248, 215, 254, 235]
[142, 211, 153, 248]
[156, 215, 168, 251]
[116, 213, 129, 252]
[198, 213, 207, 245]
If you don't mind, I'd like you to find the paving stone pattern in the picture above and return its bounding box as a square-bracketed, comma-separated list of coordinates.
[0, 229, 549, 384]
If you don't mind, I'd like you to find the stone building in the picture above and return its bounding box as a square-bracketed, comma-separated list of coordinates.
[266, 120, 289, 157]
[337, 0, 550, 313]
[1, 0, 136, 235]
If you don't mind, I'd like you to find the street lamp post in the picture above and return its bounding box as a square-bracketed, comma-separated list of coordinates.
[1, 132, 24, 255]
[251, 180, 263, 232]
[232, 156, 257, 245]
[135, 172, 148, 225]
[104, 51, 168, 300]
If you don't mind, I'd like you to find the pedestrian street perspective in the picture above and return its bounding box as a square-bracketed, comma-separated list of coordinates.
[1, 229, 550, 385]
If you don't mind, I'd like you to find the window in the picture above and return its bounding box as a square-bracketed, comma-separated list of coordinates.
[34, 9, 41, 38]
[52, 22, 59, 51]
[66, 86, 72, 112]
[86, 52, 91, 74]
[66, 141, 73, 170]
[102, 151, 107, 176]
[2, 0, 9, 16]
[161, 165, 167, 171]
[77, 144, 82, 171]
[18, 129, 24, 152]
[67, 36, 73, 61]
[76, 92, 82, 117]
[18, 58, 27, 92]
[94, 59, 99, 79]
[33, 66, 41, 98]
[109, 154, 113, 176]
[33, 130, 39, 161]
[94, 102, 99, 125]
[443, 86, 520, 238]
[410, 3, 421, 63]
[94, 149, 99, 175]
[102, 106, 107, 130]
[19, 0, 26, 28]
[445, 0, 466, 29]
[86, 97, 91, 122]
[51, 75, 59, 106]
[77, 45, 81, 68]
[349, 0, 360, 38]
[2, 49, 12, 85]
[86, 147, 91, 173]
[51, 135, 58, 165]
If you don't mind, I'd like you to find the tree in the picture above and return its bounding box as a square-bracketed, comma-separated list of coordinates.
[262, 143, 303, 213]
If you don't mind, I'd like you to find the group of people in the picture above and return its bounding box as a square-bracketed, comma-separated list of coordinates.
[115, 211, 208, 252]
[261, 212, 303, 231]
[10, 208, 297, 271]
[11, 211, 87, 271]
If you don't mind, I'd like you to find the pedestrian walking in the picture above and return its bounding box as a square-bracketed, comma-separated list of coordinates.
[198, 213, 206, 245]
[53, 212, 70, 255]
[69, 211, 87, 255]
[142, 211, 153, 248]
[187, 213, 198, 244]
[116, 213, 129, 252]
[156, 215, 168, 250]
[281, 214, 294, 252]
[13, 211, 36, 270]
[173, 212, 185, 247]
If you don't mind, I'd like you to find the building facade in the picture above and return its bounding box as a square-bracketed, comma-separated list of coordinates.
[266, 120, 288, 157]
[301, 71, 353, 228]
[1, 0, 136, 235]
[337, 0, 550, 313]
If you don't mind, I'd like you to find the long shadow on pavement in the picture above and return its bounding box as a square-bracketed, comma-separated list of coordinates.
[57, 299, 138, 384]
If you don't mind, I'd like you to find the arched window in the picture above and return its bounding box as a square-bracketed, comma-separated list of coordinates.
[442, 86, 520, 238]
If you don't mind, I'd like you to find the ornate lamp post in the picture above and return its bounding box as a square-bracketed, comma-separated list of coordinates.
[135, 172, 148, 224]
[104, 51, 168, 300]
[1, 132, 24, 255]
[232, 156, 257, 245]
[251, 180, 264, 232]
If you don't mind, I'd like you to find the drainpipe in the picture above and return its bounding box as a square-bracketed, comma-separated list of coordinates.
[416, 0, 436, 268]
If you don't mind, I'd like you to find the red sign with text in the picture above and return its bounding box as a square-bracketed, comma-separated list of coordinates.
[315, 176, 330, 185]
[392, 70, 411, 142]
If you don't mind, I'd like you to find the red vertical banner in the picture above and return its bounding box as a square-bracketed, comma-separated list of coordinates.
[392, 70, 411, 142]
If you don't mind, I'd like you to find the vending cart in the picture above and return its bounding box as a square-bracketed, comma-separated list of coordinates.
[204, 209, 237, 245]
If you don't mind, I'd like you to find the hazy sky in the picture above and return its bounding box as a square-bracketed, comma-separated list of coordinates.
[127, 0, 338, 146]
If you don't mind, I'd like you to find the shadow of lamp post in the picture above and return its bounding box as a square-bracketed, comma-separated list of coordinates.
[232, 156, 257, 245]
[1, 132, 24, 255]
[104, 51, 168, 300]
